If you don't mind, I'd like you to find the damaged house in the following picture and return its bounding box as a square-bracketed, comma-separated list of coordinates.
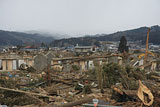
[74, 45, 98, 53]
[0, 53, 34, 71]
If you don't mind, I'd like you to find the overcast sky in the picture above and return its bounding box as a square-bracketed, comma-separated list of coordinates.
[0, 0, 160, 37]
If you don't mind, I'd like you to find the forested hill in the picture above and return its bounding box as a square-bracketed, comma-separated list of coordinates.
[0, 30, 55, 46]
[50, 25, 160, 47]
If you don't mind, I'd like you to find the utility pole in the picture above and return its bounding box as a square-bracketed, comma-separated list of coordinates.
[144, 28, 150, 64]
[47, 64, 51, 86]
[98, 63, 104, 93]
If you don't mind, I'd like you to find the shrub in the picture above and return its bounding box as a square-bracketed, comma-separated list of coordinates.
[72, 65, 80, 71]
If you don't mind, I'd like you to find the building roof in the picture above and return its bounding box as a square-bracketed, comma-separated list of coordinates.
[75, 46, 93, 49]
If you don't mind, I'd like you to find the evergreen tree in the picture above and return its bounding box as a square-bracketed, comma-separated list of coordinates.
[118, 36, 129, 53]
[41, 42, 46, 47]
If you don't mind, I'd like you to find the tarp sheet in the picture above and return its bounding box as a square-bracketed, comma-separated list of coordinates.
[137, 80, 154, 106]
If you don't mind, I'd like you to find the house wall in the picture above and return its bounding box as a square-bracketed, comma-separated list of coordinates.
[88, 60, 94, 70]
[1, 59, 20, 71]
[2, 60, 6, 70]
[75, 49, 81, 53]
[46, 52, 55, 65]
[12, 60, 17, 70]
[80, 60, 86, 71]
[7, 60, 13, 71]
[151, 62, 157, 71]
[75, 48, 91, 53]
[33, 54, 47, 71]
[28, 60, 33, 67]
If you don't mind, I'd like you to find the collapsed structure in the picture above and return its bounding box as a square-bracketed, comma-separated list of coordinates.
[0, 29, 160, 107]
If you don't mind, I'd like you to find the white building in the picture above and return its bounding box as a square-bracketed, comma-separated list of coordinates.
[74, 44, 97, 53]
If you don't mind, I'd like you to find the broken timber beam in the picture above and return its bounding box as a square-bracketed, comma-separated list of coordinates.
[57, 96, 93, 107]
[0, 86, 52, 98]
[113, 87, 137, 96]
[51, 79, 74, 85]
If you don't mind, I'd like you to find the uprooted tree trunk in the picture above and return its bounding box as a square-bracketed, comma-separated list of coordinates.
[56, 97, 93, 107]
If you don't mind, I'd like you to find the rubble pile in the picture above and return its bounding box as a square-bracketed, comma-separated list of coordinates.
[0, 63, 160, 107]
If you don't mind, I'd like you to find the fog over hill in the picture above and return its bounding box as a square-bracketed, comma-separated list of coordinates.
[0, 25, 160, 47]
[50, 25, 160, 47]
[24, 30, 70, 39]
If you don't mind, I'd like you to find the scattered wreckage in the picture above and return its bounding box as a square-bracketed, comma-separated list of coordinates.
[0, 63, 160, 107]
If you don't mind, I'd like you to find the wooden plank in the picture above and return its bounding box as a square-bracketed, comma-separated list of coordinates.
[57, 96, 93, 107]
[0, 86, 52, 98]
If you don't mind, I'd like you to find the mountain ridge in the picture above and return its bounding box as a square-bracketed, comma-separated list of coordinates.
[0, 25, 160, 47]
[0, 30, 55, 46]
[50, 25, 160, 47]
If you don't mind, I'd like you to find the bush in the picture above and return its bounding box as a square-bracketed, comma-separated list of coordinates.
[72, 65, 80, 71]
[85, 69, 97, 79]
[103, 63, 127, 88]
[103, 63, 145, 90]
